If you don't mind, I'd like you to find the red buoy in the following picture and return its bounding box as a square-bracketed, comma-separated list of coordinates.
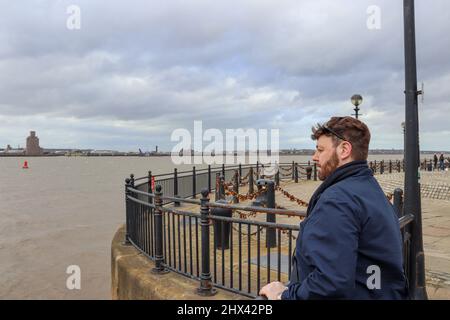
[22, 161, 29, 169]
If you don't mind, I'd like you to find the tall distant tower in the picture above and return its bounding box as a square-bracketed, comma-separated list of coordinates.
[26, 131, 42, 156]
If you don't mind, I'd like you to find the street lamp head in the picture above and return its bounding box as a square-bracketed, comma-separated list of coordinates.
[351, 94, 363, 107]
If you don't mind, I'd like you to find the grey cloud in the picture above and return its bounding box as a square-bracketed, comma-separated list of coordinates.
[0, 0, 450, 151]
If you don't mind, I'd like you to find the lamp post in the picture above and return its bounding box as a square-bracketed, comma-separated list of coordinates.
[403, 0, 427, 299]
[401, 122, 405, 158]
[351, 94, 363, 119]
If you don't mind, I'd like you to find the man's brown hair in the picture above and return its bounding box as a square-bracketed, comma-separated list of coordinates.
[311, 116, 371, 160]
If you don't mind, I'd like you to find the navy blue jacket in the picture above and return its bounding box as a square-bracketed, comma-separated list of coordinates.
[281, 161, 408, 300]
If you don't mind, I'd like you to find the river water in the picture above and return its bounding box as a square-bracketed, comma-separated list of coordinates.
[0, 154, 424, 299]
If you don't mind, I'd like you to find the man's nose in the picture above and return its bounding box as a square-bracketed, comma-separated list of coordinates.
[312, 153, 319, 162]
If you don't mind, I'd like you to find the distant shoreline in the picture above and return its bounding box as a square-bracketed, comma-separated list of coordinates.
[1, 151, 448, 158]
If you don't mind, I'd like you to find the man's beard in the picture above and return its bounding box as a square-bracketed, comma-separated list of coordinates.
[318, 151, 340, 181]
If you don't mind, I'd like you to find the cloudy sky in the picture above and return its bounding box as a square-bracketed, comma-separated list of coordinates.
[0, 0, 449, 152]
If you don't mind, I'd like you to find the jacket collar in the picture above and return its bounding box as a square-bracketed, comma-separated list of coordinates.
[306, 160, 370, 217]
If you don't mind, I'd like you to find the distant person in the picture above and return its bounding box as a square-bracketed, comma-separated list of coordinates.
[260, 116, 408, 300]
[434, 154, 438, 170]
[439, 153, 445, 171]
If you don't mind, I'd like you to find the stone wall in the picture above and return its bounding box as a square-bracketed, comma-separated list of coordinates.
[111, 225, 249, 300]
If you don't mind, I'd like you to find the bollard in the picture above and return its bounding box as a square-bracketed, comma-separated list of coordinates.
[151, 185, 169, 274]
[174, 168, 180, 207]
[123, 178, 132, 245]
[306, 166, 312, 180]
[212, 200, 232, 250]
[197, 189, 217, 296]
[393, 188, 404, 219]
[261, 180, 277, 248]
[313, 163, 317, 181]
[294, 163, 299, 183]
[248, 167, 254, 194]
[233, 170, 239, 203]
[219, 174, 225, 200]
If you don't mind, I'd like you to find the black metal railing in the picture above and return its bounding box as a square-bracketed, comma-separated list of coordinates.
[133, 162, 318, 204]
[124, 160, 420, 299]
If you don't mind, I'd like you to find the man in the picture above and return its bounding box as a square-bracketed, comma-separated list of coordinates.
[439, 153, 445, 171]
[260, 116, 408, 300]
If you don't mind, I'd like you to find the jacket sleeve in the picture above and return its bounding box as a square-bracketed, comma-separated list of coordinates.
[282, 194, 360, 300]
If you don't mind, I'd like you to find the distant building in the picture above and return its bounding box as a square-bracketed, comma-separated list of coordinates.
[0, 144, 25, 155]
[26, 131, 43, 156]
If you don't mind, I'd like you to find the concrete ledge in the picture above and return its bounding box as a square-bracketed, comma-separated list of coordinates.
[111, 225, 249, 300]
[112, 225, 449, 300]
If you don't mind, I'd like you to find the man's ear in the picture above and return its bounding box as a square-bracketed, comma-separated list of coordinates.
[339, 141, 353, 160]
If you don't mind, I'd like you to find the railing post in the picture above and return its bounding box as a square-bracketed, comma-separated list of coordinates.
[233, 170, 239, 204]
[313, 163, 317, 181]
[402, 159, 405, 172]
[192, 166, 197, 198]
[148, 171, 153, 203]
[380, 160, 384, 174]
[215, 173, 220, 201]
[219, 174, 226, 200]
[208, 165, 212, 193]
[123, 177, 132, 245]
[239, 163, 242, 184]
[374, 160, 377, 174]
[393, 188, 404, 219]
[294, 162, 299, 183]
[275, 169, 280, 186]
[174, 168, 180, 207]
[248, 167, 254, 194]
[222, 163, 225, 177]
[130, 174, 135, 189]
[256, 161, 260, 180]
[389, 160, 392, 174]
[291, 161, 295, 180]
[152, 185, 169, 274]
[197, 189, 217, 296]
[266, 181, 276, 248]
